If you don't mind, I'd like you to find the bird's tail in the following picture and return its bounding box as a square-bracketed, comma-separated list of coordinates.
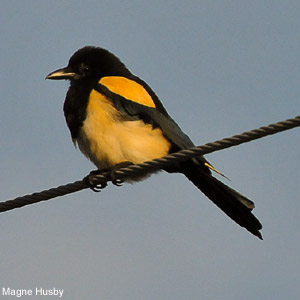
[182, 166, 263, 239]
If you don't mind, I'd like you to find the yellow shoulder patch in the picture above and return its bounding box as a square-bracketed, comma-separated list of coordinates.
[99, 76, 156, 108]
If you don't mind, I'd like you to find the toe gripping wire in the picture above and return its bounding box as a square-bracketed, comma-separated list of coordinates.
[1, 115, 300, 213]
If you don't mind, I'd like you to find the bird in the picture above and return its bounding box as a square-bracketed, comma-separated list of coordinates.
[46, 46, 262, 239]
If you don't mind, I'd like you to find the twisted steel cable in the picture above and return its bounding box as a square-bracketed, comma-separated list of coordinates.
[1, 115, 299, 213]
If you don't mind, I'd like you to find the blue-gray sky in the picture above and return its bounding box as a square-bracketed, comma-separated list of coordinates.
[1, 1, 300, 299]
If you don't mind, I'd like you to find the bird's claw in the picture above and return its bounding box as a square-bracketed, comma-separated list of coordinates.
[111, 178, 125, 187]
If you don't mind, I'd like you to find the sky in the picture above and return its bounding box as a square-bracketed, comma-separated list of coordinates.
[0, 1, 300, 299]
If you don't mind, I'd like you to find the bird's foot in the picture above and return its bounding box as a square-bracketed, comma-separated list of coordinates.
[83, 162, 134, 191]
[83, 169, 109, 192]
[110, 161, 134, 186]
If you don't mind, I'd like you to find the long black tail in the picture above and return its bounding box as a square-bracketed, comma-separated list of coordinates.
[182, 166, 263, 239]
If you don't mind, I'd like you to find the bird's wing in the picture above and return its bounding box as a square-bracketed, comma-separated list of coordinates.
[95, 78, 196, 151]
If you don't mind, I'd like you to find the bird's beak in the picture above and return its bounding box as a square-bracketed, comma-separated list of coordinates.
[46, 67, 79, 80]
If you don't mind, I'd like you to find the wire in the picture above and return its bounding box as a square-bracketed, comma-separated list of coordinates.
[1, 115, 299, 213]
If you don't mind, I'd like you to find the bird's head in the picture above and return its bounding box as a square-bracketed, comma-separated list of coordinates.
[46, 46, 130, 82]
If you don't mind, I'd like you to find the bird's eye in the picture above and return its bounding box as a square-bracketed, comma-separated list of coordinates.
[79, 63, 90, 75]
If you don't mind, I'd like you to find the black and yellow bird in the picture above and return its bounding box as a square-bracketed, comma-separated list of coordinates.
[46, 46, 262, 239]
